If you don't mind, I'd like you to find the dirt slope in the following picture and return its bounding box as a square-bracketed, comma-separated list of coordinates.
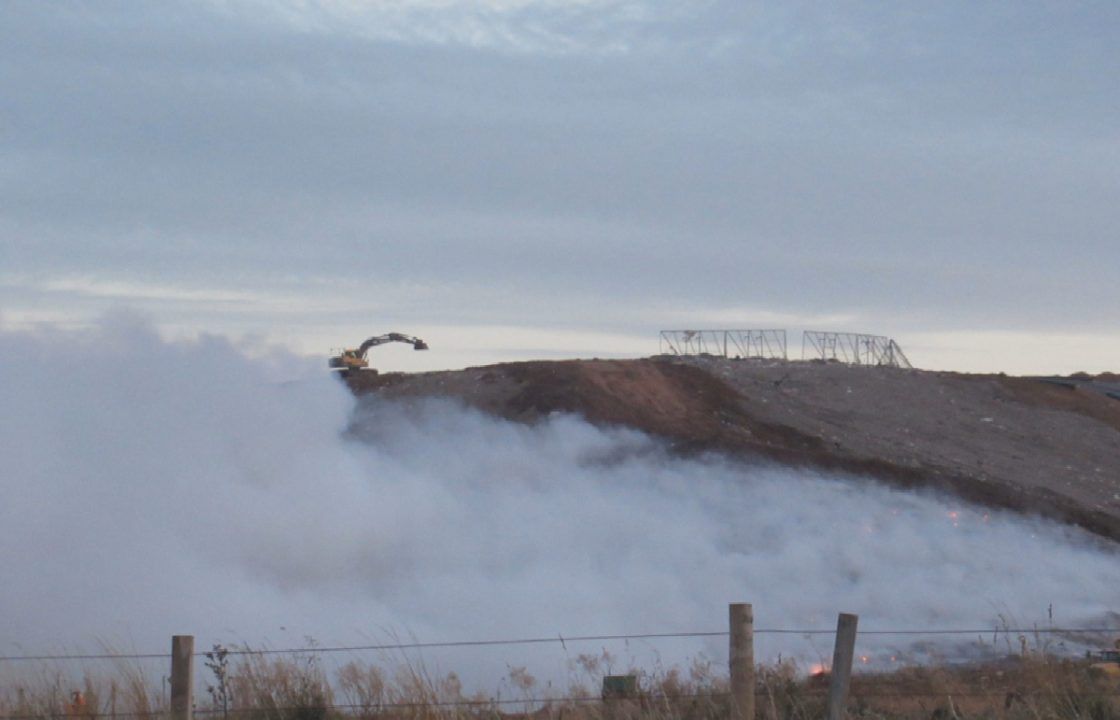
[345, 358, 1120, 543]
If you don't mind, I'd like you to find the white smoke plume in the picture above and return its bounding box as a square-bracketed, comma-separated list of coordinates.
[1, 314, 1117, 687]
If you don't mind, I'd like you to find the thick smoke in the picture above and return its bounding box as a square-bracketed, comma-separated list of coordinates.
[1, 315, 1117, 686]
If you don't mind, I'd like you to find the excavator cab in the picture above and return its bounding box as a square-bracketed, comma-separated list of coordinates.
[328, 349, 368, 371]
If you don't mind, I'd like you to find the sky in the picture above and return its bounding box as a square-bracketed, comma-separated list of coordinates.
[1, 1, 1118, 374]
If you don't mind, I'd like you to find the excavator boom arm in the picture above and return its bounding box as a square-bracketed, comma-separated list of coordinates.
[356, 332, 429, 357]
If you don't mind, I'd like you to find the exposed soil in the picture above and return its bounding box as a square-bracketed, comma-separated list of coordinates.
[344, 358, 1120, 543]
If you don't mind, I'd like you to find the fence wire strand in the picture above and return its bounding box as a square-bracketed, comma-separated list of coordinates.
[1, 626, 1116, 662]
[7, 690, 1120, 720]
[2, 626, 1118, 663]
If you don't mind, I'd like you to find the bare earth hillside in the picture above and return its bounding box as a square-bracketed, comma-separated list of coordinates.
[345, 358, 1120, 543]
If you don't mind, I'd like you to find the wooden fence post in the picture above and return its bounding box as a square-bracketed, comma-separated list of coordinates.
[826, 614, 858, 720]
[170, 635, 194, 720]
[729, 603, 755, 720]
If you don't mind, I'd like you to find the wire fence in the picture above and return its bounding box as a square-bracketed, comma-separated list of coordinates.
[2, 626, 1116, 663]
[3, 621, 1118, 720]
[5, 688, 1120, 720]
[0, 694, 721, 720]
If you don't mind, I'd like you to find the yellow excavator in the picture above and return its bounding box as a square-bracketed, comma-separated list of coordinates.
[329, 332, 428, 374]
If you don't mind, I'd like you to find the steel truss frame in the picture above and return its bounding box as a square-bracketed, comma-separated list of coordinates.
[659, 329, 788, 360]
[801, 331, 912, 368]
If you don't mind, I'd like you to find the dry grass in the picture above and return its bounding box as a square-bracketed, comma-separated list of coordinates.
[843, 657, 1120, 720]
[2, 652, 1116, 720]
[0, 657, 165, 720]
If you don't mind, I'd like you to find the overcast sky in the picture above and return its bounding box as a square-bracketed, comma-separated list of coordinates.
[2, 1, 1117, 373]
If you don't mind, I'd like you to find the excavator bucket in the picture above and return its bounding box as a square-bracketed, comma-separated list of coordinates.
[413, 339, 429, 350]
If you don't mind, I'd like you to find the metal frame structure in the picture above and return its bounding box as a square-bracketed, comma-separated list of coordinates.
[659, 329, 788, 360]
[801, 331, 912, 368]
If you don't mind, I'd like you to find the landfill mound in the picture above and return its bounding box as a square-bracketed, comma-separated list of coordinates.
[345, 358, 1120, 543]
